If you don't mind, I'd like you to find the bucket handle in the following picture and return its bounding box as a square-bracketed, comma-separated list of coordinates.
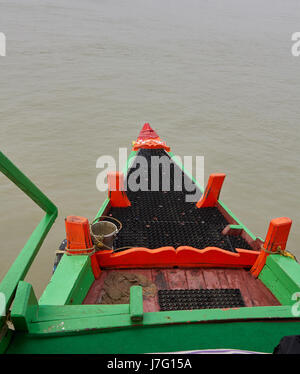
[91, 215, 123, 233]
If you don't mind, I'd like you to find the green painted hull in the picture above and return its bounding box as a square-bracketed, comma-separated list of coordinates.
[6, 320, 300, 354]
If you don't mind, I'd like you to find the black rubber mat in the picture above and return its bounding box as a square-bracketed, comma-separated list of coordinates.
[108, 148, 252, 251]
[158, 289, 245, 311]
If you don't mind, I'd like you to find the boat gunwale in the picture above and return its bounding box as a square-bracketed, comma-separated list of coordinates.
[14, 302, 300, 338]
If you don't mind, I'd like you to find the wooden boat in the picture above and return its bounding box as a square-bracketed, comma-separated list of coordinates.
[1, 123, 300, 354]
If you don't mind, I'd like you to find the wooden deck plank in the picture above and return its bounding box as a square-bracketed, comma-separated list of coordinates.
[118, 269, 155, 312]
[166, 269, 188, 289]
[202, 268, 222, 289]
[185, 269, 206, 289]
[152, 269, 169, 289]
[256, 279, 281, 306]
[213, 268, 230, 288]
[225, 269, 254, 307]
[83, 267, 280, 311]
[239, 270, 266, 306]
[241, 270, 280, 306]
[151, 269, 170, 312]
[83, 269, 110, 304]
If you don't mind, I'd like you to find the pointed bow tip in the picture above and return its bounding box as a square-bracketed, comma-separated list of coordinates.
[133, 122, 170, 151]
[137, 122, 159, 140]
[141, 122, 152, 131]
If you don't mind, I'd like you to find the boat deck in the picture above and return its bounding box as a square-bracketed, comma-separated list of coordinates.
[83, 139, 278, 312]
[83, 267, 280, 311]
[108, 148, 252, 252]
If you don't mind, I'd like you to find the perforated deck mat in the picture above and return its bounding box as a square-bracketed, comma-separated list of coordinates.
[158, 289, 245, 311]
[108, 148, 252, 251]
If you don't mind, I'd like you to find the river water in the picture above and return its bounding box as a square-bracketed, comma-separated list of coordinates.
[0, 0, 300, 296]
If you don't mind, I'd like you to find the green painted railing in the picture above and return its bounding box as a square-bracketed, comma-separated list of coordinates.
[0, 151, 58, 334]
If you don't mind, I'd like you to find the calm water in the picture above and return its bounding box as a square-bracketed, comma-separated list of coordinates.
[0, 0, 300, 296]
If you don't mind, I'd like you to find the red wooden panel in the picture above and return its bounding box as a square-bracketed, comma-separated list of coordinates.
[225, 269, 253, 307]
[242, 271, 280, 306]
[152, 269, 169, 289]
[255, 278, 281, 306]
[83, 269, 110, 304]
[202, 269, 221, 289]
[185, 269, 206, 289]
[212, 268, 230, 288]
[84, 267, 278, 309]
[96, 247, 260, 269]
[177, 247, 259, 268]
[96, 247, 176, 268]
[152, 269, 170, 312]
[240, 271, 267, 306]
[166, 269, 188, 289]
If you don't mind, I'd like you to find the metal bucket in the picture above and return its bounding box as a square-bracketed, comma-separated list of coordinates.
[91, 220, 118, 250]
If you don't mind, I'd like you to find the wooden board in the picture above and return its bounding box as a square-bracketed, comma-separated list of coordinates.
[83, 267, 280, 312]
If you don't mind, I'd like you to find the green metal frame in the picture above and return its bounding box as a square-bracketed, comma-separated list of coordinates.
[0, 151, 58, 353]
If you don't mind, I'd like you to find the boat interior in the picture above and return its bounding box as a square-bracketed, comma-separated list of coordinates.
[81, 134, 281, 311]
